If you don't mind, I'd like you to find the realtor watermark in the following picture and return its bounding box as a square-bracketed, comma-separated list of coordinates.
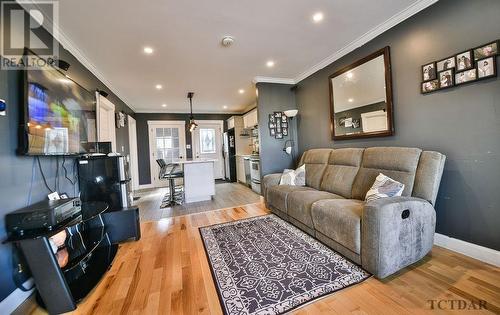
[428, 299, 488, 311]
[1, 0, 59, 70]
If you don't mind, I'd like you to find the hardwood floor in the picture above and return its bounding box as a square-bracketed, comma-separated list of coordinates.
[134, 182, 261, 221]
[34, 202, 500, 315]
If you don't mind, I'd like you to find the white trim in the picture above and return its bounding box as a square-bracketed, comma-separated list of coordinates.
[147, 120, 186, 126]
[138, 183, 154, 190]
[128, 115, 139, 191]
[0, 279, 34, 314]
[18, 1, 137, 112]
[434, 233, 500, 267]
[254, 0, 438, 85]
[134, 109, 244, 114]
[252, 76, 296, 85]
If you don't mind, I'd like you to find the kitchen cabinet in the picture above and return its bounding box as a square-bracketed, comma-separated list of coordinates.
[243, 109, 258, 129]
[236, 156, 246, 183]
[227, 116, 235, 130]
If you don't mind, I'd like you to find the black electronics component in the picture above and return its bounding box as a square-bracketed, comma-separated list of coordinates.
[5, 198, 81, 236]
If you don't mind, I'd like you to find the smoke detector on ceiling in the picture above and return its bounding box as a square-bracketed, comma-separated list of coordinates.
[221, 36, 235, 47]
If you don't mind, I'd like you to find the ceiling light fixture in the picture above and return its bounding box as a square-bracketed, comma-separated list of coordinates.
[155, 84, 163, 90]
[187, 92, 198, 132]
[221, 36, 235, 47]
[238, 89, 245, 94]
[223, 105, 228, 109]
[143, 47, 154, 54]
[162, 104, 167, 107]
[346, 72, 353, 79]
[266, 60, 275, 68]
[348, 98, 354, 103]
[312, 12, 324, 23]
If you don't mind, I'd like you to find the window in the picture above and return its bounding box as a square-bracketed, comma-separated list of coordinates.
[200, 128, 216, 153]
[155, 127, 181, 162]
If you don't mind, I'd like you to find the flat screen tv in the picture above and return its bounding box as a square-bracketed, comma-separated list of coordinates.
[19, 50, 97, 155]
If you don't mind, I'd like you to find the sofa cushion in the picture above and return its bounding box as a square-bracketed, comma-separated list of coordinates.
[352, 147, 422, 200]
[413, 151, 446, 205]
[287, 190, 343, 229]
[320, 148, 364, 198]
[267, 185, 314, 213]
[311, 199, 364, 254]
[302, 149, 332, 190]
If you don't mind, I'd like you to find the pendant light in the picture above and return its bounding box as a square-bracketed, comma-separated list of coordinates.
[187, 92, 198, 132]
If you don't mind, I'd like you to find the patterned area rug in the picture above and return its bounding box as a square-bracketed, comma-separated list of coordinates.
[200, 215, 370, 315]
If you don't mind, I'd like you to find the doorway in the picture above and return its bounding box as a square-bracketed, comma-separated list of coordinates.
[148, 121, 187, 187]
[128, 115, 139, 191]
[191, 120, 224, 179]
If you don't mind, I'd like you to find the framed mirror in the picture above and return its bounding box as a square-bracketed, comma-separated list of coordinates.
[329, 46, 394, 140]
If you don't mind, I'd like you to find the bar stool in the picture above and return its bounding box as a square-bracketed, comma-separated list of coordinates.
[156, 159, 184, 206]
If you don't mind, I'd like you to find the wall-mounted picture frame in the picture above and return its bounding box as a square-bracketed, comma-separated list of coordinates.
[477, 56, 497, 79]
[422, 62, 437, 81]
[473, 40, 498, 61]
[455, 50, 473, 71]
[268, 111, 288, 139]
[269, 114, 275, 123]
[270, 128, 275, 137]
[422, 80, 439, 93]
[438, 69, 454, 89]
[437, 56, 456, 72]
[455, 69, 477, 85]
[275, 132, 283, 139]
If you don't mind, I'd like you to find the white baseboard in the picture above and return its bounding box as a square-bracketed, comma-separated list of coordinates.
[0, 279, 34, 314]
[138, 183, 154, 190]
[434, 233, 500, 267]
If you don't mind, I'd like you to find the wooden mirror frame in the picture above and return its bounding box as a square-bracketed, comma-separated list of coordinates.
[329, 46, 394, 140]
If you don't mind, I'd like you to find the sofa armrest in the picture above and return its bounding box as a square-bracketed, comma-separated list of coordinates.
[262, 173, 282, 205]
[361, 196, 436, 278]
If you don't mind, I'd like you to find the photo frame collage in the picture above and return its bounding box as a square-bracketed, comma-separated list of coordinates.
[421, 40, 498, 94]
[268, 112, 288, 139]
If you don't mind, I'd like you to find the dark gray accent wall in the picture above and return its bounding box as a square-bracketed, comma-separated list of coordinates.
[295, 0, 500, 250]
[256, 83, 298, 176]
[0, 3, 135, 301]
[135, 113, 233, 185]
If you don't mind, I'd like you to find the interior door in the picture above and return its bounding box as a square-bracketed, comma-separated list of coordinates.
[148, 121, 186, 187]
[128, 115, 139, 191]
[96, 93, 117, 152]
[192, 121, 224, 179]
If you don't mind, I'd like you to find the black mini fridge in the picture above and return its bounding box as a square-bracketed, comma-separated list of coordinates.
[78, 155, 132, 210]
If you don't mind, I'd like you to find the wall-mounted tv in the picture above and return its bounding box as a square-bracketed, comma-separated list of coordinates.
[19, 50, 97, 155]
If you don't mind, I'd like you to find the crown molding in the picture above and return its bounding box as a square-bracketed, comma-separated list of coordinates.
[133, 109, 244, 114]
[17, 1, 137, 112]
[253, 76, 296, 85]
[293, 0, 439, 83]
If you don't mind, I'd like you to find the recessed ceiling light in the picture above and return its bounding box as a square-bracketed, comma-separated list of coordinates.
[348, 98, 354, 103]
[266, 60, 275, 68]
[162, 104, 167, 107]
[143, 47, 154, 54]
[346, 72, 353, 79]
[238, 89, 245, 94]
[155, 84, 163, 90]
[312, 12, 324, 23]
[223, 105, 228, 109]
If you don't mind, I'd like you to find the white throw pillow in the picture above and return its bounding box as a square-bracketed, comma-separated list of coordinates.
[279, 164, 306, 186]
[365, 173, 405, 202]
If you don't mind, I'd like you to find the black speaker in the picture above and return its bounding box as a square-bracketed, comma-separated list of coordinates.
[55, 59, 70, 71]
[102, 207, 141, 243]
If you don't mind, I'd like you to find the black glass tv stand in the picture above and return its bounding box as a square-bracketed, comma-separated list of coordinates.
[4, 202, 140, 314]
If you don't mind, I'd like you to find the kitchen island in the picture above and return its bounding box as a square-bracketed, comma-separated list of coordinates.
[173, 158, 217, 203]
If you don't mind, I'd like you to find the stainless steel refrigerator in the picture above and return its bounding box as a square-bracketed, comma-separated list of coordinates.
[223, 129, 237, 182]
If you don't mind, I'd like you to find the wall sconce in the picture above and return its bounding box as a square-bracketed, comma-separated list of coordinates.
[0, 99, 6, 116]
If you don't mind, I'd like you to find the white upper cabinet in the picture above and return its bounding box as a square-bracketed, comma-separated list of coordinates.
[243, 109, 258, 129]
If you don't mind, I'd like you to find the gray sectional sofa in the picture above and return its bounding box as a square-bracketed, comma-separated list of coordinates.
[262, 147, 446, 278]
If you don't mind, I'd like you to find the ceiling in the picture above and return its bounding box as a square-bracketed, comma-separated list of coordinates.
[35, 0, 436, 113]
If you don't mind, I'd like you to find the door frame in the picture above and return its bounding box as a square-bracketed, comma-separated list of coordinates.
[148, 120, 187, 187]
[128, 115, 139, 191]
[191, 120, 224, 179]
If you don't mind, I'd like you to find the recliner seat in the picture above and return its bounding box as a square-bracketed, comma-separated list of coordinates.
[262, 147, 446, 278]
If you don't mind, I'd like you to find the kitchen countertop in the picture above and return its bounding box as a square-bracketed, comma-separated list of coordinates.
[172, 158, 218, 164]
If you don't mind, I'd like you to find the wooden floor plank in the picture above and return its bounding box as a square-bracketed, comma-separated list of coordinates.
[30, 200, 500, 315]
